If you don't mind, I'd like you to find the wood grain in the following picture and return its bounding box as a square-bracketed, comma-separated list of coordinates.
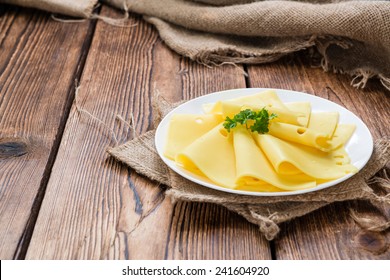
[26, 7, 270, 259]
[247, 53, 390, 259]
[4, 3, 386, 260]
[0, 5, 94, 259]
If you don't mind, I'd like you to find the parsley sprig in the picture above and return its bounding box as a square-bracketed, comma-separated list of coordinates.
[223, 108, 277, 134]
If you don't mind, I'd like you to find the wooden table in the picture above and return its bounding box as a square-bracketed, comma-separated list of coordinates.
[1, 4, 389, 260]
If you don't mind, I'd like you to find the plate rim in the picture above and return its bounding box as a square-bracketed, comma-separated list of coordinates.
[155, 88, 374, 197]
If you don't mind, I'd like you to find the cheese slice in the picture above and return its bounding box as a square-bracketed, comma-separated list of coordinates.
[256, 90, 290, 110]
[285, 102, 311, 127]
[164, 114, 222, 160]
[327, 124, 356, 150]
[268, 122, 330, 151]
[202, 91, 267, 115]
[308, 112, 339, 138]
[202, 102, 219, 114]
[203, 90, 287, 114]
[203, 90, 303, 125]
[176, 125, 237, 189]
[219, 102, 302, 125]
[254, 134, 358, 180]
[233, 126, 316, 190]
[165, 91, 358, 193]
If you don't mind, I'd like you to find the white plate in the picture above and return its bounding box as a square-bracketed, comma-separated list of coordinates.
[155, 88, 373, 196]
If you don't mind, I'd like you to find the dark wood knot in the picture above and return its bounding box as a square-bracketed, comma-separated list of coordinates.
[355, 231, 388, 255]
[0, 140, 28, 159]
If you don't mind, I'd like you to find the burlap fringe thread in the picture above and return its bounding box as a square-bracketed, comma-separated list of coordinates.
[125, 0, 390, 91]
[107, 95, 390, 240]
[50, 1, 137, 28]
[5, 0, 389, 90]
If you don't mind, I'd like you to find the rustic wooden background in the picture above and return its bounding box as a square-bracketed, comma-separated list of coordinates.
[0, 4, 389, 260]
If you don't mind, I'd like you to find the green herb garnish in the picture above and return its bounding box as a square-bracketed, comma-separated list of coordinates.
[223, 108, 277, 134]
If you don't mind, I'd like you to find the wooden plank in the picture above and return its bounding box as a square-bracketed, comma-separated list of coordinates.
[163, 58, 270, 260]
[247, 54, 390, 259]
[0, 5, 94, 259]
[26, 7, 271, 259]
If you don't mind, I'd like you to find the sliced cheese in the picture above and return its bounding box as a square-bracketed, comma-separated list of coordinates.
[202, 91, 267, 115]
[308, 112, 339, 138]
[327, 124, 356, 150]
[233, 126, 316, 190]
[220, 102, 302, 125]
[268, 122, 331, 151]
[256, 90, 290, 110]
[203, 90, 287, 115]
[176, 125, 237, 189]
[285, 102, 311, 127]
[254, 134, 358, 180]
[163, 114, 222, 160]
[165, 90, 358, 193]
[202, 102, 222, 114]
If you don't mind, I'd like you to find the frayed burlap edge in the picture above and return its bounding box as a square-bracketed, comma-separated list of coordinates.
[2, 0, 98, 18]
[144, 16, 390, 91]
[109, 0, 390, 91]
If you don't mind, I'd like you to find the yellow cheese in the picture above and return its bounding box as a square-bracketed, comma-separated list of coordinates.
[254, 134, 358, 180]
[308, 112, 339, 138]
[203, 90, 286, 115]
[327, 124, 356, 150]
[219, 102, 302, 125]
[203, 90, 303, 125]
[176, 125, 237, 189]
[163, 114, 222, 160]
[256, 90, 290, 110]
[202, 91, 267, 115]
[233, 126, 316, 190]
[264, 107, 302, 126]
[268, 122, 331, 151]
[285, 102, 311, 127]
[202, 102, 222, 114]
[164, 91, 358, 193]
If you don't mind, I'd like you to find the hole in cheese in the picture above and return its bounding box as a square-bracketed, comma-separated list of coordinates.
[316, 137, 331, 150]
[297, 127, 306, 135]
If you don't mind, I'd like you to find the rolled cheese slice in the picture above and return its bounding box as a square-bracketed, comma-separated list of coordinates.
[268, 122, 330, 151]
[327, 124, 356, 151]
[176, 125, 237, 189]
[254, 134, 358, 180]
[233, 126, 316, 191]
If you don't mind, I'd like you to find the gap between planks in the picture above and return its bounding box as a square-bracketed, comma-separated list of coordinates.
[12, 8, 100, 260]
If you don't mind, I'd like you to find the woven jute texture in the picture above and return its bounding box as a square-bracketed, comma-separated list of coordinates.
[108, 96, 390, 240]
[1, 0, 98, 18]
[105, 0, 390, 91]
[4, 0, 390, 89]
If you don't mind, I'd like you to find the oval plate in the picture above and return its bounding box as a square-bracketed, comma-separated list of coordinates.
[155, 88, 373, 196]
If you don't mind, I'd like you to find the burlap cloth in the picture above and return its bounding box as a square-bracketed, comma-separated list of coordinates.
[2, 0, 390, 90]
[105, 0, 390, 91]
[108, 96, 390, 240]
[0, 0, 98, 18]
